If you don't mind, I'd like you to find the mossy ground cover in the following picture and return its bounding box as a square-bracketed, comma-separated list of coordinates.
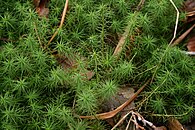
[0, 0, 195, 129]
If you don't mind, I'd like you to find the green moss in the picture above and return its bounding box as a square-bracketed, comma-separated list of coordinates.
[0, 0, 194, 129]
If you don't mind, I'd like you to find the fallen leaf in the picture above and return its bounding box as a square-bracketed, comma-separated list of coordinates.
[55, 54, 94, 80]
[183, 0, 195, 22]
[187, 11, 195, 17]
[184, 0, 195, 12]
[102, 87, 135, 115]
[33, 0, 41, 7]
[102, 87, 135, 127]
[80, 71, 95, 80]
[155, 126, 167, 130]
[168, 118, 184, 130]
[34, 0, 49, 17]
[55, 54, 77, 70]
[187, 35, 195, 52]
[79, 80, 150, 119]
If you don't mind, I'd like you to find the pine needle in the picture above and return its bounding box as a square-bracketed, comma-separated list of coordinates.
[47, 0, 69, 47]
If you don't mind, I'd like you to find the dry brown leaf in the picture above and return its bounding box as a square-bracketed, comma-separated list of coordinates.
[102, 87, 135, 127]
[33, 0, 41, 7]
[183, 0, 195, 22]
[102, 87, 135, 116]
[55, 54, 77, 70]
[168, 118, 184, 130]
[79, 80, 150, 119]
[187, 35, 195, 52]
[155, 126, 167, 130]
[80, 71, 95, 80]
[34, 0, 49, 17]
[184, 0, 195, 12]
[55, 54, 94, 80]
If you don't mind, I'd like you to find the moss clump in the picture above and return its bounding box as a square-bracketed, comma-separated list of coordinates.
[0, 0, 194, 129]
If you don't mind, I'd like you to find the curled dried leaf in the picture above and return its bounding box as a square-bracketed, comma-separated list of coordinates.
[184, 0, 195, 12]
[80, 80, 150, 119]
[33, 0, 49, 17]
[183, 0, 195, 22]
[33, 0, 40, 7]
[168, 118, 184, 130]
[187, 35, 195, 52]
[55, 54, 94, 80]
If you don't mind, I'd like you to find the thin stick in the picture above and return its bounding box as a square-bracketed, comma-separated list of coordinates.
[125, 116, 133, 130]
[111, 111, 132, 130]
[181, 51, 195, 55]
[187, 10, 195, 17]
[47, 0, 69, 47]
[171, 24, 195, 46]
[169, 0, 180, 45]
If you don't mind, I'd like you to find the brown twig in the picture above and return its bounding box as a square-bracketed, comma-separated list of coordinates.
[0, 38, 15, 42]
[79, 79, 150, 119]
[46, 0, 69, 47]
[111, 111, 132, 130]
[125, 116, 133, 130]
[171, 24, 195, 46]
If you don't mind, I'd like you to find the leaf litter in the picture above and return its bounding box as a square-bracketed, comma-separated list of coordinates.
[33, 0, 49, 17]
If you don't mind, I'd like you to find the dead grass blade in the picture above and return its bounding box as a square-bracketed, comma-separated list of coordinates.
[79, 80, 150, 119]
[47, 0, 69, 47]
[113, 27, 129, 57]
[187, 11, 195, 17]
[111, 111, 132, 130]
[169, 0, 180, 45]
[113, 0, 145, 58]
[187, 35, 195, 51]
